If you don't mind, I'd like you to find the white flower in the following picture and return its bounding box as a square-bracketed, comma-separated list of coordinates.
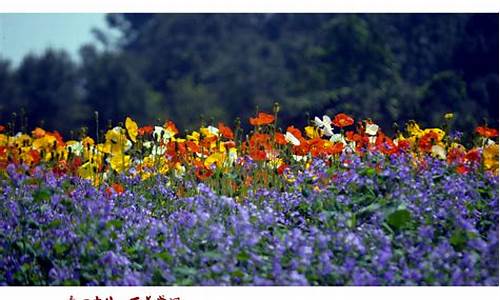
[431, 145, 446, 160]
[314, 115, 333, 136]
[152, 145, 166, 156]
[227, 148, 238, 165]
[292, 155, 307, 162]
[285, 131, 301, 146]
[67, 142, 84, 156]
[365, 123, 379, 136]
[207, 125, 219, 136]
[153, 126, 172, 142]
[330, 133, 347, 145]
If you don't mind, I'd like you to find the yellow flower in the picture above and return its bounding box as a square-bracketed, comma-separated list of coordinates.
[78, 161, 98, 180]
[444, 113, 454, 120]
[204, 152, 225, 168]
[102, 127, 131, 155]
[109, 153, 131, 173]
[173, 137, 186, 143]
[82, 136, 95, 146]
[0, 134, 8, 146]
[11, 133, 32, 148]
[406, 121, 423, 137]
[305, 126, 320, 139]
[125, 117, 138, 143]
[187, 131, 200, 141]
[32, 135, 57, 150]
[200, 126, 219, 138]
[423, 128, 445, 141]
[268, 157, 284, 169]
[483, 143, 499, 174]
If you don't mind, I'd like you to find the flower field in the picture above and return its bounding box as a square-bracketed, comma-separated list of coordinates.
[0, 111, 498, 285]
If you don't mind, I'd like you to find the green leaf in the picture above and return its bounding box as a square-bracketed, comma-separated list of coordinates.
[156, 251, 173, 264]
[106, 219, 123, 230]
[54, 242, 69, 256]
[450, 229, 468, 251]
[174, 266, 197, 277]
[237, 251, 250, 262]
[387, 209, 412, 230]
[46, 219, 62, 229]
[33, 189, 51, 203]
[204, 251, 222, 260]
[231, 269, 245, 279]
[364, 167, 377, 177]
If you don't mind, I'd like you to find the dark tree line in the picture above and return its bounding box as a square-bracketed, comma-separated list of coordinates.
[0, 14, 498, 139]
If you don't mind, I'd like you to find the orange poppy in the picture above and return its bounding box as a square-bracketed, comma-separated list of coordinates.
[186, 141, 200, 154]
[456, 164, 469, 175]
[106, 183, 125, 196]
[333, 113, 354, 128]
[475, 126, 499, 138]
[249, 149, 267, 161]
[218, 122, 234, 139]
[418, 131, 439, 152]
[47, 131, 65, 147]
[164, 120, 179, 135]
[376, 134, 397, 155]
[32, 128, 46, 138]
[275, 133, 287, 145]
[331, 142, 345, 155]
[277, 163, 289, 175]
[195, 166, 213, 180]
[224, 141, 236, 149]
[249, 112, 275, 126]
[138, 125, 154, 136]
[286, 126, 303, 140]
[29, 149, 41, 165]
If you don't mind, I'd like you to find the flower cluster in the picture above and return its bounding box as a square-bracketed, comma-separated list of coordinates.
[1, 112, 498, 193]
[0, 112, 498, 285]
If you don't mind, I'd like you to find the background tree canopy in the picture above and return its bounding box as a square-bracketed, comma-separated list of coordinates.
[0, 13, 498, 139]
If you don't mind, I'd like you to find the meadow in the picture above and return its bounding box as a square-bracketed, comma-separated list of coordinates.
[0, 111, 498, 285]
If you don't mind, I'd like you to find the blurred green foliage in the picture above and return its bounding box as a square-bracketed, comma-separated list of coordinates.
[0, 14, 498, 138]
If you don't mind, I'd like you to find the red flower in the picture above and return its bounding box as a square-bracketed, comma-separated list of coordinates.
[397, 140, 410, 152]
[328, 142, 344, 155]
[47, 131, 65, 146]
[105, 183, 125, 196]
[277, 163, 289, 175]
[249, 149, 267, 161]
[456, 164, 469, 175]
[29, 149, 41, 165]
[275, 133, 287, 145]
[195, 166, 213, 180]
[332, 113, 354, 128]
[164, 120, 179, 135]
[186, 141, 200, 153]
[0, 125, 5, 133]
[376, 134, 397, 155]
[249, 112, 275, 126]
[138, 125, 154, 136]
[218, 122, 234, 139]
[418, 131, 439, 152]
[112, 183, 125, 194]
[475, 126, 499, 138]
[447, 147, 465, 164]
[464, 149, 481, 163]
[286, 126, 303, 140]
